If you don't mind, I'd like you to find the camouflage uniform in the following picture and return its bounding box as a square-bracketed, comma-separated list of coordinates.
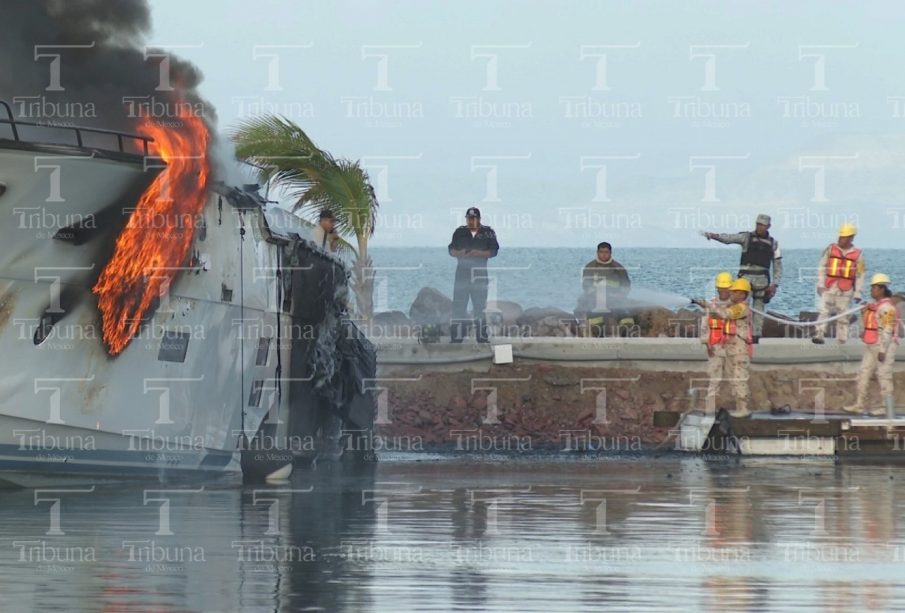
[709, 231, 782, 337]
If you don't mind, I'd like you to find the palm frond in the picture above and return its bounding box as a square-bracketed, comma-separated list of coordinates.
[231, 114, 380, 317]
[231, 114, 379, 238]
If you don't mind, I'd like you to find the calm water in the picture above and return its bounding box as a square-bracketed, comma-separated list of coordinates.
[3, 456, 905, 612]
[370, 247, 905, 316]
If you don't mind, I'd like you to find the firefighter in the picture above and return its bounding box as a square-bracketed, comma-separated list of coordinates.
[693, 277, 754, 418]
[704, 213, 782, 343]
[813, 223, 865, 344]
[698, 272, 734, 414]
[576, 242, 633, 336]
[843, 273, 899, 416]
[580, 242, 631, 299]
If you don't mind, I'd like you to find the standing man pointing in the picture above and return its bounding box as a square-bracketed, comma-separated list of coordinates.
[448, 207, 499, 343]
[704, 213, 782, 343]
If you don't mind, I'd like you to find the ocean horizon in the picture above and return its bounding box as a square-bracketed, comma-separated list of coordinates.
[370, 246, 905, 316]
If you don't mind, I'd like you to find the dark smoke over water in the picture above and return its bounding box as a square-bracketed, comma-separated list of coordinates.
[0, 0, 215, 140]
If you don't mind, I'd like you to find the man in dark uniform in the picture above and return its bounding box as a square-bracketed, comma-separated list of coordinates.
[448, 207, 499, 343]
[312, 208, 339, 252]
[704, 213, 782, 342]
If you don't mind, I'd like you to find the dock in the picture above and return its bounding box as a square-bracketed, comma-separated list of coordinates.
[656, 409, 905, 459]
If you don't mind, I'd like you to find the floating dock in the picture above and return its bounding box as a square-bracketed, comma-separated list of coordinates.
[656, 410, 905, 459]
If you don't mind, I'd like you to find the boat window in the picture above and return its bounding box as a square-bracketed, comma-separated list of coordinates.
[248, 380, 264, 407]
[196, 215, 207, 242]
[281, 270, 292, 313]
[33, 314, 54, 345]
[157, 330, 190, 363]
[255, 337, 271, 366]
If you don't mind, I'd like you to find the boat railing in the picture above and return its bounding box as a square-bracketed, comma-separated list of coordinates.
[0, 99, 153, 155]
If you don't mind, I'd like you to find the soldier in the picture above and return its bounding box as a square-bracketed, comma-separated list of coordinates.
[813, 223, 865, 344]
[698, 272, 734, 414]
[704, 213, 782, 343]
[693, 278, 754, 418]
[843, 273, 899, 416]
[448, 207, 499, 343]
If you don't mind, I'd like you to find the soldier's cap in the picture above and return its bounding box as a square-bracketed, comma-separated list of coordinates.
[756, 213, 771, 226]
[466, 207, 481, 218]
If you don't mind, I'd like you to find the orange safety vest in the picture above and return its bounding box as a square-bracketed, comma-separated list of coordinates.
[722, 310, 754, 357]
[707, 315, 726, 347]
[825, 244, 861, 292]
[862, 298, 900, 345]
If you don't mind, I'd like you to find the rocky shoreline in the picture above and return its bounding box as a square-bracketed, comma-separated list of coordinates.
[368, 286, 891, 341]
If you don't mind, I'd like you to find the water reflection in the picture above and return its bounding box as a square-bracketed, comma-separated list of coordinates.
[0, 457, 904, 611]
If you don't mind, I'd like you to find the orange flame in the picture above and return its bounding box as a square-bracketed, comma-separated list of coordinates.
[93, 111, 210, 355]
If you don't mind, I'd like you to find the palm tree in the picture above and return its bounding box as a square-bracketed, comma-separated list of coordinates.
[231, 115, 379, 318]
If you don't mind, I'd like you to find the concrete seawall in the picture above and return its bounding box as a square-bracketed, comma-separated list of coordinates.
[373, 338, 905, 450]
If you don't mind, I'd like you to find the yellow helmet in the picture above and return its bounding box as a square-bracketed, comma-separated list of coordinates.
[871, 273, 891, 286]
[838, 223, 857, 238]
[715, 272, 733, 289]
[730, 278, 752, 293]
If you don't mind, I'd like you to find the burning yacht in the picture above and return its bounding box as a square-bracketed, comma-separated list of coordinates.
[0, 101, 377, 487]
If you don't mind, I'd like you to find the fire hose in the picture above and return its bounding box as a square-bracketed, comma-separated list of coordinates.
[696, 301, 905, 335]
[746, 303, 863, 327]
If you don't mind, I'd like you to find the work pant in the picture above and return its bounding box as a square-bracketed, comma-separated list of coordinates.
[705, 347, 729, 414]
[451, 275, 489, 342]
[741, 273, 770, 337]
[854, 344, 896, 409]
[725, 342, 751, 412]
[816, 287, 854, 341]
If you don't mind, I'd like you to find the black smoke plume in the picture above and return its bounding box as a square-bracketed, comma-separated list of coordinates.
[0, 0, 215, 142]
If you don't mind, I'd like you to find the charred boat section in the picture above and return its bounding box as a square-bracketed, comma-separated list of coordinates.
[0, 109, 376, 486]
[225, 186, 378, 481]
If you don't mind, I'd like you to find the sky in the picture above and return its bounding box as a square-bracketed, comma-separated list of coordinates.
[148, 0, 905, 248]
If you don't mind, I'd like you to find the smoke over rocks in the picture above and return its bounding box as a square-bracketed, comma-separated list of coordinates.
[0, 0, 214, 140]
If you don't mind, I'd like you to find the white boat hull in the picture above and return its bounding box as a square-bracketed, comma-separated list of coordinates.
[0, 140, 356, 484]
